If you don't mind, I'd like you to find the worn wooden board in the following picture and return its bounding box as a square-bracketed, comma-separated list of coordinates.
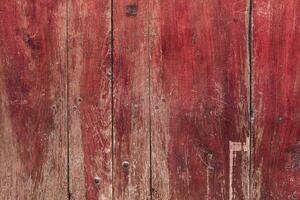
[67, 0, 112, 199]
[0, 0, 68, 199]
[149, 0, 250, 199]
[2, 0, 300, 199]
[113, 0, 151, 199]
[252, 0, 300, 199]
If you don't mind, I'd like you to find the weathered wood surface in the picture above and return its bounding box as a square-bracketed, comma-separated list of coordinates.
[252, 0, 300, 199]
[150, 0, 250, 199]
[113, 0, 151, 199]
[0, 0, 68, 199]
[2, 0, 300, 199]
[68, 0, 112, 199]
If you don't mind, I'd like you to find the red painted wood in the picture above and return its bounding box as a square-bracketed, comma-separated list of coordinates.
[149, 0, 250, 199]
[0, 1, 68, 199]
[68, 0, 113, 199]
[113, 0, 151, 199]
[252, 0, 300, 199]
[3, 1, 300, 199]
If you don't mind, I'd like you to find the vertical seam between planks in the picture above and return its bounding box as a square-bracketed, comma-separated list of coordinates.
[110, 0, 115, 199]
[247, 0, 253, 199]
[110, 0, 114, 198]
[147, 0, 153, 199]
[66, 0, 71, 199]
[66, 0, 71, 198]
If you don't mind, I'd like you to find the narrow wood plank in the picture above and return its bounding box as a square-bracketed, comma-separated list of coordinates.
[252, 1, 300, 199]
[0, 1, 68, 199]
[68, 0, 112, 199]
[149, 0, 250, 199]
[113, 0, 151, 199]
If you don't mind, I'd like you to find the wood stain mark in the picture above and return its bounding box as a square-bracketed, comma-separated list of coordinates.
[125, 5, 138, 16]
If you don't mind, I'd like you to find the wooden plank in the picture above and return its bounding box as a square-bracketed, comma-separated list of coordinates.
[252, 0, 300, 199]
[149, 0, 250, 199]
[0, 1, 68, 199]
[67, 0, 112, 199]
[113, 0, 151, 199]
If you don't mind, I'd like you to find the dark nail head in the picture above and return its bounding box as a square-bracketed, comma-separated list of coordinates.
[122, 161, 130, 169]
[94, 176, 101, 184]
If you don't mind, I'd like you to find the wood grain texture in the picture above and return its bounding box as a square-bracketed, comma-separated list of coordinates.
[149, 0, 250, 199]
[113, 0, 151, 199]
[0, 0, 68, 199]
[252, 0, 300, 199]
[68, 0, 112, 199]
[3, 1, 300, 199]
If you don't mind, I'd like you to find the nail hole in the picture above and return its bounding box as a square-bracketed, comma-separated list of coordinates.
[51, 105, 57, 113]
[93, 176, 101, 184]
[78, 97, 83, 103]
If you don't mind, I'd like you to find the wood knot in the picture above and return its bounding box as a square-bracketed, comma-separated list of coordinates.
[23, 33, 41, 50]
[125, 5, 137, 16]
[151, 187, 158, 193]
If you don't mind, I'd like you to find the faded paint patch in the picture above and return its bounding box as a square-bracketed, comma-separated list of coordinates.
[229, 137, 249, 200]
